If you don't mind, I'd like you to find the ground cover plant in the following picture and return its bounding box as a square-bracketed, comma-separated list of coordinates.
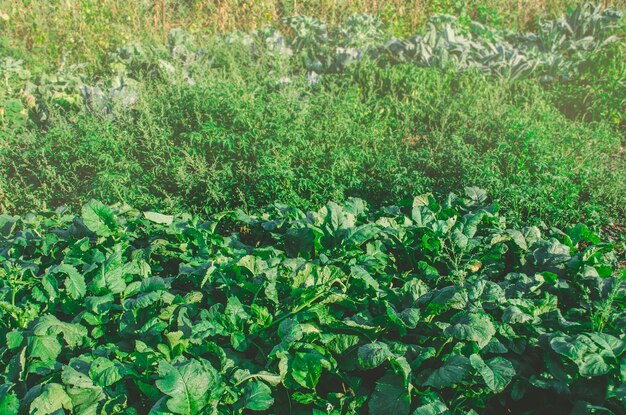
[1, 4, 625, 231]
[1, 2, 626, 414]
[0, 190, 625, 414]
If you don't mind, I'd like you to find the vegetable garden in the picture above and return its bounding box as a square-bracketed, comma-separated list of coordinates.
[1, 2, 625, 414]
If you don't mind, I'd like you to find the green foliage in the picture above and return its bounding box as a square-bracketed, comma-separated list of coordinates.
[0, 5, 624, 231]
[0, 191, 625, 413]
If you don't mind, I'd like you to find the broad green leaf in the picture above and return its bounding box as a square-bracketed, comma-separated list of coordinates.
[586, 333, 626, 356]
[424, 355, 470, 389]
[579, 354, 611, 377]
[82, 200, 118, 237]
[396, 308, 421, 329]
[144, 211, 174, 225]
[506, 230, 528, 250]
[452, 229, 468, 250]
[351, 265, 380, 292]
[427, 286, 468, 312]
[444, 313, 495, 348]
[62, 365, 105, 415]
[62, 364, 96, 388]
[27, 335, 62, 365]
[0, 384, 19, 414]
[346, 223, 381, 246]
[533, 239, 571, 266]
[413, 194, 431, 207]
[358, 343, 392, 369]
[291, 352, 323, 389]
[32, 315, 87, 348]
[413, 400, 448, 415]
[155, 358, 218, 415]
[502, 306, 533, 324]
[6, 331, 23, 349]
[42, 272, 60, 301]
[29, 383, 73, 415]
[550, 335, 593, 362]
[568, 224, 601, 245]
[326, 334, 360, 354]
[278, 319, 303, 343]
[89, 357, 125, 387]
[368, 373, 410, 415]
[391, 356, 412, 386]
[412, 206, 436, 228]
[48, 264, 86, 300]
[469, 354, 515, 392]
[241, 381, 274, 411]
[464, 187, 487, 207]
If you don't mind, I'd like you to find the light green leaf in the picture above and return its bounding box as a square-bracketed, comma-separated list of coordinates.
[452, 229, 468, 250]
[82, 200, 118, 237]
[89, 357, 125, 387]
[444, 313, 495, 348]
[32, 315, 87, 348]
[291, 352, 323, 389]
[579, 354, 611, 377]
[351, 266, 380, 292]
[29, 383, 73, 415]
[241, 381, 274, 411]
[424, 355, 470, 389]
[144, 211, 174, 225]
[27, 335, 62, 365]
[0, 384, 19, 414]
[464, 187, 487, 207]
[155, 358, 218, 415]
[412, 206, 436, 228]
[469, 354, 515, 392]
[506, 230, 528, 250]
[413, 400, 448, 415]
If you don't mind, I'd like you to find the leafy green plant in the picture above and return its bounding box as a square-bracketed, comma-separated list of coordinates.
[1, 190, 624, 413]
[3, 3, 622, 128]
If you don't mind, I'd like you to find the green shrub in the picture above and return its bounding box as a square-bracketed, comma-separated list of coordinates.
[2, 56, 624, 229]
